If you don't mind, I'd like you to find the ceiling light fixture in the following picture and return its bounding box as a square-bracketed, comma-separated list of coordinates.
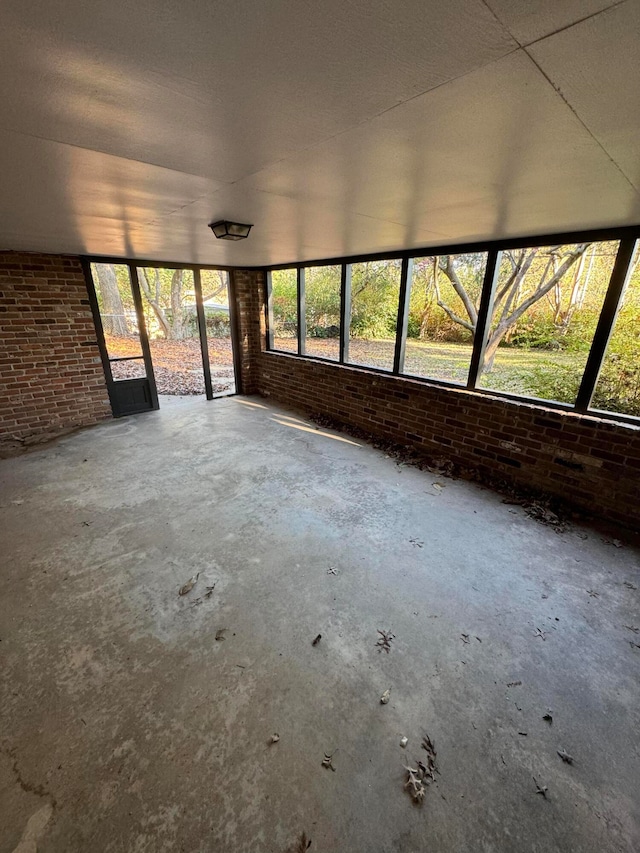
[208, 220, 253, 241]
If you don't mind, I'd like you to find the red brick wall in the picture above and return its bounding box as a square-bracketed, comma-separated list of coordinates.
[234, 269, 640, 530]
[231, 268, 263, 394]
[0, 252, 112, 452]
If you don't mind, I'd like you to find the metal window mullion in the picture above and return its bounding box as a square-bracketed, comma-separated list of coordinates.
[193, 268, 214, 400]
[266, 271, 275, 350]
[298, 267, 306, 356]
[339, 264, 352, 363]
[128, 264, 159, 411]
[575, 238, 638, 412]
[467, 249, 501, 389]
[393, 257, 413, 375]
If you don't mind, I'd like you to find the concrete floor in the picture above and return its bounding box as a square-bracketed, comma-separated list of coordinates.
[1, 396, 639, 853]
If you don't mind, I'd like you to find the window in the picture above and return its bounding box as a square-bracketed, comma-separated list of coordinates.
[200, 269, 236, 395]
[136, 267, 201, 394]
[270, 269, 298, 353]
[91, 263, 147, 380]
[591, 246, 640, 417]
[263, 231, 640, 424]
[304, 265, 341, 361]
[477, 241, 619, 405]
[348, 260, 402, 371]
[404, 253, 488, 384]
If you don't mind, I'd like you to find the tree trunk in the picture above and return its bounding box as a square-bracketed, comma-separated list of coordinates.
[482, 245, 590, 371]
[138, 268, 171, 338]
[170, 270, 185, 339]
[94, 264, 128, 336]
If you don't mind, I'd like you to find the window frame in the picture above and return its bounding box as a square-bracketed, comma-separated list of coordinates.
[263, 226, 640, 426]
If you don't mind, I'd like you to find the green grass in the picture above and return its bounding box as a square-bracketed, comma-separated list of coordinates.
[276, 336, 587, 404]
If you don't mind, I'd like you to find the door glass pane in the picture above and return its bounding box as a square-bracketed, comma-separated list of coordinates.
[271, 269, 298, 352]
[91, 262, 146, 381]
[477, 241, 618, 404]
[304, 265, 341, 361]
[348, 260, 401, 371]
[404, 253, 488, 384]
[136, 267, 201, 395]
[200, 269, 236, 395]
[592, 245, 640, 418]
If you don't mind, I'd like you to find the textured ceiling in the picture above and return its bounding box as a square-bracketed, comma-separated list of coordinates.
[0, 0, 638, 266]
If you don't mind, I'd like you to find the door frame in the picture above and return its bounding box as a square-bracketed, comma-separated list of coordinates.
[83, 258, 243, 411]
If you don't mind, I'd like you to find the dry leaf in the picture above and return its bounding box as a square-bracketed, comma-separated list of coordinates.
[533, 777, 548, 798]
[179, 572, 200, 596]
[215, 628, 227, 641]
[295, 832, 312, 852]
[543, 710, 553, 723]
[268, 733, 280, 744]
[380, 689, 391, 705]
[375, 629, 395, 653]
[400, 736, 408, 748]
[321, 751, 336, 771]
[557, 749, 573, 764]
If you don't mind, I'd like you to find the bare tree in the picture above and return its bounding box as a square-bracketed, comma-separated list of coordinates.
[137, 268, 187, 339]
[435, 245, 591, 371]
[94, 263, 128, 336]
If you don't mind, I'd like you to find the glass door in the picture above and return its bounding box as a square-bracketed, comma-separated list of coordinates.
[88, 262, 158, 416]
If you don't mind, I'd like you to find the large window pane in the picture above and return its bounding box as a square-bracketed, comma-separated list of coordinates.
[304, 265, 341, 361]
[591, 246, 640, 417]
[201, 269, 236, 395]
[348, 260, 401, 371]
[136, 267, 202, 395]
[404, 253, 488, 384]
[477, 241, 618, 404]
[91, 262, 147, 381]
[271, 269, 298, 353]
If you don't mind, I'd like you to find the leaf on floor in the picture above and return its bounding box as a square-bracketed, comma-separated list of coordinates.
[404, 766, 426, 803]
[321, 751, 336, 771]
[380, 689, 391, 705]
[623, 625, 639, 634]
[294, 832, 312, 852]
[557, 749, 574, 764]
[179, 572, 200, 596]
[432, 483, 444, 494]
[533, 777, 548, 798]
[534, 628, 547, 640]
[623, 581, 636, 590]
[268, 733, 280, 744]
[204, 583, 216, 599]
[542, 710, 553, 723]
[286, 831, 311, 853]
[215, 628, 227, 641]
[376, 629, 395, 653]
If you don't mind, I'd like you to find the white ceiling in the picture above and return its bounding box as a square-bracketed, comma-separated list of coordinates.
[0, 0, 638, 266]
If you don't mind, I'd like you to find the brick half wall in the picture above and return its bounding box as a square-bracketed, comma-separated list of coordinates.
[0, 252, 112, 452]
[234, 268, 640, 530]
